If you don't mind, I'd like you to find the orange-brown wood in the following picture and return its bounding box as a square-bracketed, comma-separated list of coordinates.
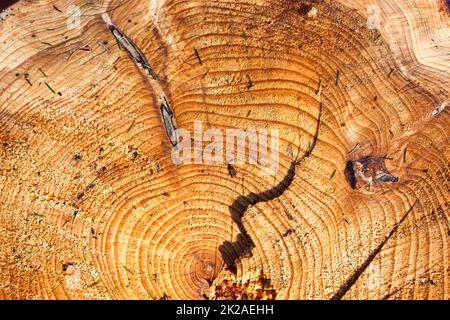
[0, 0, 448, 299]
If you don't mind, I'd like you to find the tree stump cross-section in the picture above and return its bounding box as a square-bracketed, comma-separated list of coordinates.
[0, 0, 449, 300]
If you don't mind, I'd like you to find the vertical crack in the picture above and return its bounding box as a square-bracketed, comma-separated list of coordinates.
[101, 13, 178, 147]
[220, 103, 323, 270]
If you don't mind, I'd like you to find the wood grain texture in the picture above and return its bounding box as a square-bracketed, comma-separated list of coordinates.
[0, 0, 448, 299]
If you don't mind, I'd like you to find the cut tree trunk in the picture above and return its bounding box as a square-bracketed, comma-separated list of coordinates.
[0, 0, 448, 300]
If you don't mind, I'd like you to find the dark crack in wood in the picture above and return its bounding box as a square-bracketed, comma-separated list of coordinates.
[331, 201, 417, 300]
[219, 103, 323, 269]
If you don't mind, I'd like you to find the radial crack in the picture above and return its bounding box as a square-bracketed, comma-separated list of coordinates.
[331, 201, 417, 300]
[220, 103, 323, 270]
